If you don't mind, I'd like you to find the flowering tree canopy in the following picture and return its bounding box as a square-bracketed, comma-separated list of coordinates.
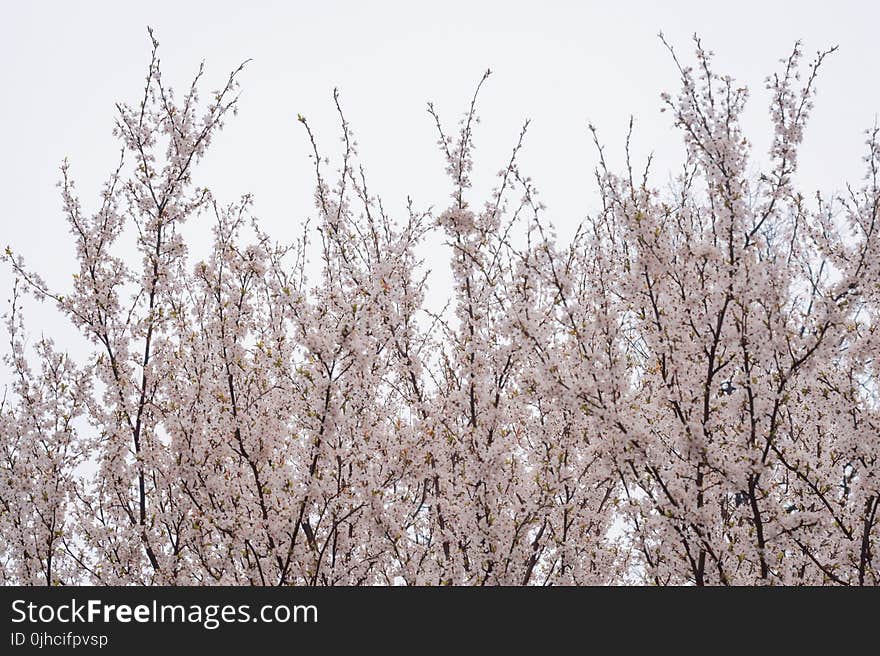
[2, 32, 878, 585]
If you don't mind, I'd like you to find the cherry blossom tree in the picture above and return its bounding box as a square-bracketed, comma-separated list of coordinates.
[0, 282, 90, 585]
[595, 37, 880, 585]
[1, 31, 876, 585]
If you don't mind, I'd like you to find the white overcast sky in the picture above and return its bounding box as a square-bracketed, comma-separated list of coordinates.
[1, 0, 879, 367]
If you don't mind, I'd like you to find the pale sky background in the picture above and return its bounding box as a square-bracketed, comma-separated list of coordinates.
[1, 0, 879, 371]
